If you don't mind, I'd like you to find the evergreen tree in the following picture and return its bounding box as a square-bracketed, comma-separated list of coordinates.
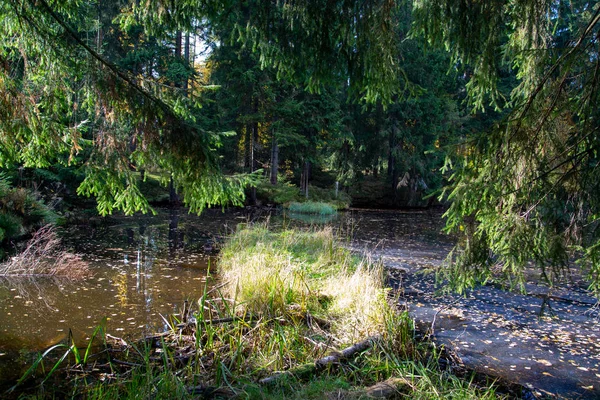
[1, 0, 399, 215]
[414, 0, 600, 292]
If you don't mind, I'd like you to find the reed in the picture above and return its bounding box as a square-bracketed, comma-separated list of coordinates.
[0, 225, 89, 279]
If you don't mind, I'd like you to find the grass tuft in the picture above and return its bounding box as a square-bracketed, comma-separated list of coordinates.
[287, 201, 337, 215]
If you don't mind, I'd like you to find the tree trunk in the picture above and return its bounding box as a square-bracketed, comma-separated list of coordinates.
[175, 31, 182, 61]
[387, 129, 395, 178]
[270, 135, 279, 185]
[183, 33, 190, 95]
[251, 122, 258, 173]
[301, 160, 310, 199]
[244, 125, 251, 169]
[169, 31, 184, 207]
[249, 122, 258, 205]
[169, 176, 180, 206]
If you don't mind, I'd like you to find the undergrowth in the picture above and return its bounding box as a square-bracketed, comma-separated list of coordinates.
[256, 177, 350, 210]
[0, 173, 57, 259]
[8, 225, 502, 400]
[0, 225, 89, 278]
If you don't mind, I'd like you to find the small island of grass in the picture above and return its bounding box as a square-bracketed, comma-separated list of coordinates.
[286, 201, 337, 215]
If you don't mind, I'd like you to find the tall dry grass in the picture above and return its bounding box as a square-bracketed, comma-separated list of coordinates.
[218, 224, 391, 343]
[0, 225, 89, 279]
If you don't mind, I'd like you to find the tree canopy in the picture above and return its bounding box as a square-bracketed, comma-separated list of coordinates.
[0, 0, 399, 215]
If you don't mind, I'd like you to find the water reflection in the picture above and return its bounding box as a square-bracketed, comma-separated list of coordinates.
[284, 211, 338, 225]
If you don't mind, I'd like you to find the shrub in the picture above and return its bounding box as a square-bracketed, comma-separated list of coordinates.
[305, 185, 351, 210]
[256, 178, 301, 205]
[0, 174, 57, 254]
[0, 225, 89, 279]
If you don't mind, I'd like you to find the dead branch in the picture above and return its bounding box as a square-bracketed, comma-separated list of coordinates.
[259, 335, 381, 385]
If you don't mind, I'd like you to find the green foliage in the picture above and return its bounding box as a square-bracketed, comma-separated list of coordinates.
[128, 0, 401, 105]
[416, 0, 600, 293]
[256, 178, 301, 205]
[0, 174, 57, 255]
[0, 0, 257, 216]
[325, 3, 467, 207]
[304, 185, 351, 210]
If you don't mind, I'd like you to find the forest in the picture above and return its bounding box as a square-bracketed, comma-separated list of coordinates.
[1, 0, 599, 399]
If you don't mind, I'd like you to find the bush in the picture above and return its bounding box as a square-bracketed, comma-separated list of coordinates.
[0, 225, 89, 279]
[0, 174, 57, 256]
[256, 177, 351, 210]
[256, 177, 301, 204]
[305, 185, 351, 210]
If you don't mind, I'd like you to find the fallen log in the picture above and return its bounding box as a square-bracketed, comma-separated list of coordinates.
[259, 335, 381, 385]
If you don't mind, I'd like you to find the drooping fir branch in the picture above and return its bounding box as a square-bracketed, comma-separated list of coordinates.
[34, 0, 192, 135]
[1, 0, 257, 215]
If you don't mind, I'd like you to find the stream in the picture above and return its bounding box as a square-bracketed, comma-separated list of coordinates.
[0, 208, 598, 398]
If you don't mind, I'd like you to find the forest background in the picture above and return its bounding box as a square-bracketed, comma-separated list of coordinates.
[1, 0, 599, 293]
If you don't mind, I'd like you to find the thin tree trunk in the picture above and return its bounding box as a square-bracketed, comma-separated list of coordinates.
[270, 135, 279, 185]
[250, 121, 258, 204]
[302, 160, 310, 199]
[373, 157, 379, 179]
[169, 31, 183, 206]
[175, 31, 182, 62]
[169, 176, 179, 206]
[244, 125, 251, 169]
[387, 129, 395, 177]
[183, 33, 190, 95]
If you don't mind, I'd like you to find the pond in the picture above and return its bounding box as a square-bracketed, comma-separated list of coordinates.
[1, 207, 599, 398]
[0, 207, 254, 387]
[350, 210, 600, 399]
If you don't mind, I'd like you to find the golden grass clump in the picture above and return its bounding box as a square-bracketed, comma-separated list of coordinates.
[218, 224, 391, 343]
[0, 225, 89, 279]
[321, 261, 390, 341]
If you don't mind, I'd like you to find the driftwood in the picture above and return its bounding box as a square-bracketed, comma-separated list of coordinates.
[365, 377, 413, 398]
[259, 335, 381, 385]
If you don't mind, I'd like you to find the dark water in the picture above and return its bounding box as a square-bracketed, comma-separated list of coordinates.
[1, 207, 599, 398]
[0, 208, 253, 384]
[347, 210, 600, 399]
